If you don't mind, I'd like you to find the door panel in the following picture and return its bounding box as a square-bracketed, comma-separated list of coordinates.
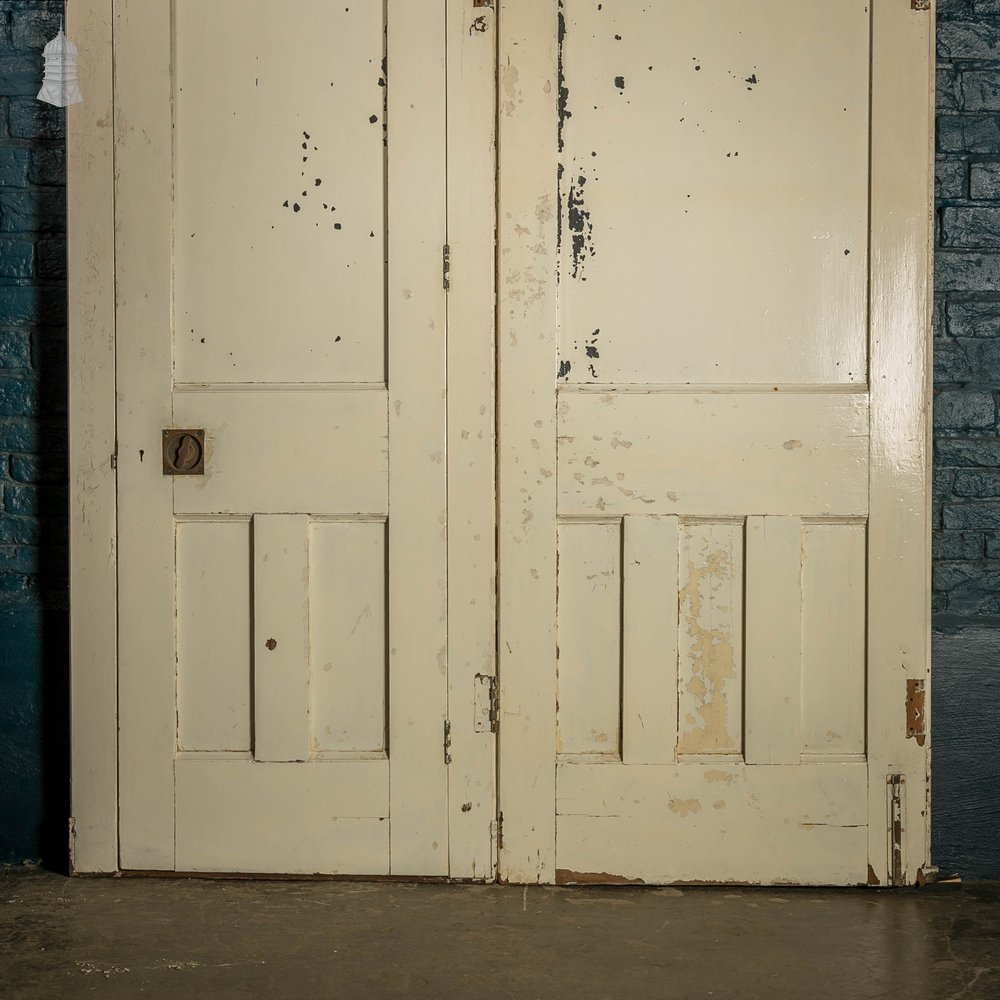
[556, 0, 869, 387]
[173, 0, 386, 385]
[115, 0, 488, 876]
[498, 0, 931, 886]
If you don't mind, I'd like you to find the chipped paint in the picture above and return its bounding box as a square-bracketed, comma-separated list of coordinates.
[669, 798, 702, 817]
[677, 529, 739, 754]
[704, 769, 735, 784]
[555, 869, 645, 885]
[565, 172, 595, 280]
[557, 0, 571, 153]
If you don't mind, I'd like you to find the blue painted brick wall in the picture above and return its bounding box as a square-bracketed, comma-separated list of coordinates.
[0, 0, 68, 868]
[935, 4, 1000, 618]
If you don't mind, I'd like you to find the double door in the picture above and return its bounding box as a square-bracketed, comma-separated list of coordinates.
[109, 0, 932, 884]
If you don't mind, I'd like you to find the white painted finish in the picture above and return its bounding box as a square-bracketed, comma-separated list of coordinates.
[558, 391, 869, 517]
[446, 0, 498, 880]
[496, 0, 561, 884]
[556, 762, 868, 886]
[175, 757, 388, 875]
[744, 516, 802, 765]
[622, 516, 678, 766]
[801, 523, 867, 757]
[556, 0, 870, 387]
[867, 0, 934, 885]
[71, 0, 931, 884]
[309, 521, 387, 755]
[176, 520, 252, 753]
[173, 0, 385, 385]
[67, 0, 118, 873]
[252, 515, 311, 763]
[385, 0, 450, 876]
[172, 390, 388, 516]
[107, 0, 462, 876]
[556, 521, 622, 758]
[114, 0, 176, 871]
[498, 0, 933, 886]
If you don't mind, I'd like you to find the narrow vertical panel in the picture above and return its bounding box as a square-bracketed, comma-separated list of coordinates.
[386, 0, 450, 875]
[745, 516, 802, 765]
[114, 0, 176, 870]
[309, 521, 386, 754]
[176, 521, 251, 752]
[497, 0, 560, 882]
[253, 515, 310, 763]
[622, 515, 679, 765]
[801, 524, 866, 756]
[68, 0, 118, 873]
[868, 1, 933, 884]
[556, 522, 622, 757]
[677, 522, 744, 756]
[446, 0, 498, 880]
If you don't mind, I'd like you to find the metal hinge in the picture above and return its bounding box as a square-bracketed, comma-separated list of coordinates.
[443, 718, 452, 765]
[442, 243, 451, 291]
[110, 452, 118, 470]
[497, 810, 504, 852]
[474, 673, 499, 734]
[888, 774, 905, 887]
[911, 0, 930, 11]
[905, 678, 926, 746]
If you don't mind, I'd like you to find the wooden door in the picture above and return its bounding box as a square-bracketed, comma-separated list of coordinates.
[114, 0, 496, 877]
[497, 0, 933, 885]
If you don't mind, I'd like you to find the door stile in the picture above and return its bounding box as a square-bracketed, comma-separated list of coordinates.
[68, 0, 118, 874]
[386, 1, 451, 876]
[445, 0, 499, 880]
[114, 0, 177, 871]
[496, 0, 560, 884]
[866, 0, 934, 885]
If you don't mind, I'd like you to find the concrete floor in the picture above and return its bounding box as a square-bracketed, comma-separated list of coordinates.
[1, 869, 998, 999]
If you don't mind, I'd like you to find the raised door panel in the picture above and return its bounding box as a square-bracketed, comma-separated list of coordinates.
[556, 0, 869, 387]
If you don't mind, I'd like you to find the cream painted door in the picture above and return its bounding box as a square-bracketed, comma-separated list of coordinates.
[115, 1, 496, 876]
[497, 1, 932, 885]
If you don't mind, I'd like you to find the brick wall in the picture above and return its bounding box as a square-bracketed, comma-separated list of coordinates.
[0, 0, 68, 867]
[935, 2, 1000, 618]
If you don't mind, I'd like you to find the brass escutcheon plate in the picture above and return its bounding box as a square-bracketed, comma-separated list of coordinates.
[162, 428, 205, 476]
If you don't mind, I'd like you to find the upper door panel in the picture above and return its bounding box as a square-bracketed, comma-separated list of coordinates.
[557, 0, 871, 386]
[173, 1, 386, 384]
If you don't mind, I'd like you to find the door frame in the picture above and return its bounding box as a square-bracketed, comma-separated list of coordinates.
[68, 0, 117, 873]
[495, 0, 936, 886]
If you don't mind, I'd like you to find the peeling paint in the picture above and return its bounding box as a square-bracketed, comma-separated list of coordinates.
[566, 173, 596, 280]
[669, 798, 702, 817]
[555, 869, 644, 885]
[557, 1, 571, 153]
[677, 531, 738, 754]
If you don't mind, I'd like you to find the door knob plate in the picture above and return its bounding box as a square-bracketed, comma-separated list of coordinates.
[162, 428, 205, 476]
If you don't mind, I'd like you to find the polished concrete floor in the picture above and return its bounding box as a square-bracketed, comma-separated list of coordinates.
[1, 868, 998, 999]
